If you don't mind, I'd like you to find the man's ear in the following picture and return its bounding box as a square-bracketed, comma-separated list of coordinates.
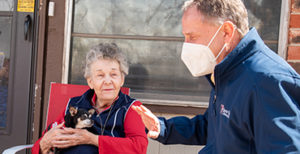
[87, 77, 94, 89]
[223, 21, 236, 43]
[69, 106, 78, 116]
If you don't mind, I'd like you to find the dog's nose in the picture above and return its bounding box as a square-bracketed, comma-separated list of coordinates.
[86, 119, 94, 125]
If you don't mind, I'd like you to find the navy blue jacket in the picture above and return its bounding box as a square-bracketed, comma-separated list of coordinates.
[156, 28, 300, 153]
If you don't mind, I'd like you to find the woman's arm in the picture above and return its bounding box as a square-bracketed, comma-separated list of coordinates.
[97, 101, 148, 154]
[49, 101, 148, 154]
[32, 111, 65, 154]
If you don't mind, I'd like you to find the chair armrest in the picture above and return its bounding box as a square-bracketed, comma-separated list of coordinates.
[2, 144, 34, 154]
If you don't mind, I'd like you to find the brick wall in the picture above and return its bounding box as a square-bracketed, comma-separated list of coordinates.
[288, 0, 300, 74]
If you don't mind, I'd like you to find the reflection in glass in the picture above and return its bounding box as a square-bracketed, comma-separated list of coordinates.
[73, 0, 281, 45]
[70, 0, 282, 102]
[69, 37, 210, 102]
[0, 0, 14, 11]
[73, 0, 185, 37]
[244, 0, 281, 52]
[0, 17, 11, 128]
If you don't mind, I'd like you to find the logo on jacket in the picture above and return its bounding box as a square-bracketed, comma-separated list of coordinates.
[220, 104, 230, 118]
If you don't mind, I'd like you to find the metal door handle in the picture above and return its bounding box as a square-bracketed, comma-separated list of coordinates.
[24, 15, 31, 40]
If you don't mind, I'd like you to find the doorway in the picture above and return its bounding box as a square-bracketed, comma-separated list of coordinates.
[0, 0, 37, 153]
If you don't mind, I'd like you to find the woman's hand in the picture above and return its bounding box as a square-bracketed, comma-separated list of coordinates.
[51, 128, 99, 148]
[131, 105, 160, 139]
[39, 122, 99, 154]
[39, 122, 65, 154]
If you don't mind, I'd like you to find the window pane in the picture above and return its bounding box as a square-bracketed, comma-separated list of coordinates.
[265, 43, 278, 53]
[73, 0, 185, 37]
[70, 0, 282, 103]
[244, 0, 281, 52]
[0, 0, 14, 11]
[69, 37, 210, 102]
[0, 17, 12, 128]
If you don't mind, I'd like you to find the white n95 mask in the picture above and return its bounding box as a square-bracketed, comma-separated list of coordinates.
[181, 24, 229, 77]
[181, 43, 218, 76]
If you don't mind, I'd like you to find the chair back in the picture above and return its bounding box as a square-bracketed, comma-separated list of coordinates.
[46, 83, 130, 127]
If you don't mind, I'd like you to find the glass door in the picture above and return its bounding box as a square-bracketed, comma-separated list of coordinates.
[0, 14, 12, 132]
[0, 0, 36, 153]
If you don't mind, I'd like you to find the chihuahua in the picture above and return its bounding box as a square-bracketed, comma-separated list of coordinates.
[64, 106, 95, 129]
[53, 106, 96, 154]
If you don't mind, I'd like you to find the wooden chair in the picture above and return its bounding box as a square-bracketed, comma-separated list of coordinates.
[3, 82, 130, 154]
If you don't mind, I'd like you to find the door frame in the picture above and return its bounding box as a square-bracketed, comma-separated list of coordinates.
[32, 0, 67, 142]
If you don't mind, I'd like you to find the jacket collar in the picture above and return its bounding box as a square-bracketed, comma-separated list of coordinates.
[214, 27, 265, 79]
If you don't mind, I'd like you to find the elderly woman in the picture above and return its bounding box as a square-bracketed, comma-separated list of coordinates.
[32, 43, 148, 154]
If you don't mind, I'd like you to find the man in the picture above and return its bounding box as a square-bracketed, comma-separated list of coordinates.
[132, 0, 300, 153]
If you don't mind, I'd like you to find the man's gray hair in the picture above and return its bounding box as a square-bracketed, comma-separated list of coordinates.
[84, 43, 129, 79]
[183, 0, 249, 37]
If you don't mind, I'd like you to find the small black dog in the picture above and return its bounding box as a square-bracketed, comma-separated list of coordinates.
[54, 106, 97, 154]
[64, 106, 95, 129]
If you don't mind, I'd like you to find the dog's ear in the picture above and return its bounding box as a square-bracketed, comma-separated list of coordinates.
[69, 106, 78, 116]
[88, 109, 95, 115]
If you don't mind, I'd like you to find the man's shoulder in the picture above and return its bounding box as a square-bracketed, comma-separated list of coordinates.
[244, 47, 299, 81]
[244, 52, 300, 90]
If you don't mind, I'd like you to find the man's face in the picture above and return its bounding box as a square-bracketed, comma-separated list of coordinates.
[182, 6, 224, 59]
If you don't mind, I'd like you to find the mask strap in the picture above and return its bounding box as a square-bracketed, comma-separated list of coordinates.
[213, 27, 236, 61]
[214, 43, 227, 61]
[207, 24, 224, 47]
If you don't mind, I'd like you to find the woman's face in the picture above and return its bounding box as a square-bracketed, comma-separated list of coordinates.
[87, 58, 124, 104]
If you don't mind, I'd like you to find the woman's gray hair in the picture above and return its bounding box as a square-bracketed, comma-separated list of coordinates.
[183, 0, 249, 37]
[84, 43, 129, 79]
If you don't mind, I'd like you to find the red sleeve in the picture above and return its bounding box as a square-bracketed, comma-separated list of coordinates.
[31, 110, 65, 154]
[98, 101, 148, 154]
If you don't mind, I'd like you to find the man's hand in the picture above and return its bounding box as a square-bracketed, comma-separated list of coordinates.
[131, 105, 160, 139]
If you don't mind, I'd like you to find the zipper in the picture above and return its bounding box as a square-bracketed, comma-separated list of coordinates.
[96, 104, 114, 135]
[210, 73, 217, 116]
[213, 95, 216, 103]
[213, 72, 218, 117]
[213, 94, 217, 116]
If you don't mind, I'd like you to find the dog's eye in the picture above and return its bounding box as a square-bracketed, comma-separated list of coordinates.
[80, 114, 87, 120]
